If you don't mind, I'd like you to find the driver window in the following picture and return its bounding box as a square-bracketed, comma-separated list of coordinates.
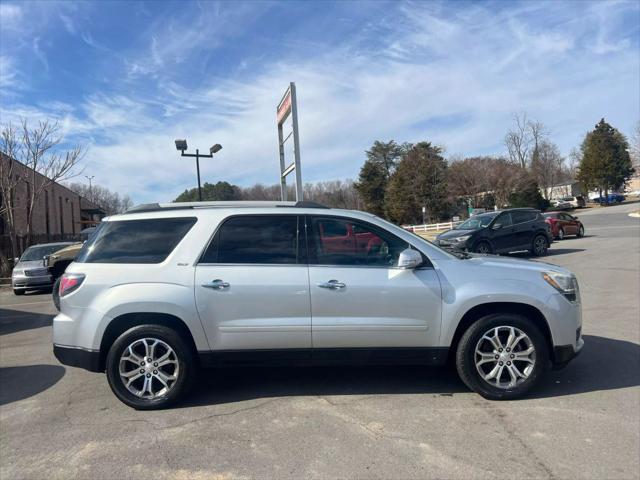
[309, 217, 408, 267]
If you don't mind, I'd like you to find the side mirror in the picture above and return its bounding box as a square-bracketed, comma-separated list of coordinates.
[398, 248, 422, 269]
[573, 216, 578, 219]
[13, 257, 20, 264]
[492, 223, 502, 230]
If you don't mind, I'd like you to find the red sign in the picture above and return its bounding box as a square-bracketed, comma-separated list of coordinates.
[277, 89, 292, 125]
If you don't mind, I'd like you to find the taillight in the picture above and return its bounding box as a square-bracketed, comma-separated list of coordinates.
[59, 273, 85, 297]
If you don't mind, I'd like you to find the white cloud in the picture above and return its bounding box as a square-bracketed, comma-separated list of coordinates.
[0, 3, 22, 23]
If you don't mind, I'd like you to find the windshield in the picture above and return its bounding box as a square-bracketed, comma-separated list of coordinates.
[20, 244, 70, 261]
[455, 212, 498, 230]
[561, 196, 574, 201]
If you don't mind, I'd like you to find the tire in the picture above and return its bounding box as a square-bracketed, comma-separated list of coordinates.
[530, 234, 548, 256]
[473, 241, 492, 254]
[106, 325, 196, 410]
[455, 313, 549, 400]
[13, 289, 25, 296]
[577, 225, 584, 238]
[557, 228, 565, 240]
[52, 277, 61, 311]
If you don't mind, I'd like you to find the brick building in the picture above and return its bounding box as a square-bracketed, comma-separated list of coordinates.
[1, 153, 104, 256]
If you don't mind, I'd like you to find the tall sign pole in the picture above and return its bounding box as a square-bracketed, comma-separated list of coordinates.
[277, 82, 303, 201]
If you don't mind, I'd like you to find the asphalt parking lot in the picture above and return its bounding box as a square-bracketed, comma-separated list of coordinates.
[1, 202, 639, 480]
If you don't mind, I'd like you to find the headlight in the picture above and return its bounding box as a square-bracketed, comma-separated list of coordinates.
[12, 269, 23, 277]
[454, 235, 471, 242]
[542, 271, 579, 302]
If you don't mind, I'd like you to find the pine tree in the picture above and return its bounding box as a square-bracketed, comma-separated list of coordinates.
[354, 160, 387, 216]
[385, 142, 449, 224]
[578, 119, 634, 199]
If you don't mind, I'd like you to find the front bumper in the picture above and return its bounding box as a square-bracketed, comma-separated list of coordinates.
[552, 337, 584, 369]
[12, 274, 54, 290]
[435, 239, 469, 251]
[53, 344, 102, 372]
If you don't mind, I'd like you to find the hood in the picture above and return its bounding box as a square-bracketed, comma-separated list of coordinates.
[437, 229, 476, 240]
[14, 260, 47, 274]
[464, 254, 571, 275]
[16, 259, 46, 269]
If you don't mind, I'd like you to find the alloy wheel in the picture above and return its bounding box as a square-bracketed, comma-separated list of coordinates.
[558, 228, 564, 240]
[476, 243, 490, 254]
[474, 326, 536, 389]
[534, 236, 547, 255]
[119, 338, 180, 399]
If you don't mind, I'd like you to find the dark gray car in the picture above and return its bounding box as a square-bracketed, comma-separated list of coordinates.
[436, 209, 553, 256]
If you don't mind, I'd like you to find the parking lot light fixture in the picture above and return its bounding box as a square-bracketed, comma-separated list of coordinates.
[174, 139, 222, 201]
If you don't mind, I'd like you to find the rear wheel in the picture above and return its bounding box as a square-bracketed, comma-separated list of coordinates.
[530, 234, 548, 256]
[106, 325, 196, 410]
[557, 228, 565, 240]
[473, 241, 492, 254]
[455, 314, 549, 400]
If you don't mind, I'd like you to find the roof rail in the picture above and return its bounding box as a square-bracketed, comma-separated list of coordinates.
[124, 200, 329, 214]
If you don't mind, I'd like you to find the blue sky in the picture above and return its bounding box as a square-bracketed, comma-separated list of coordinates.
[1, 0, 639, 204]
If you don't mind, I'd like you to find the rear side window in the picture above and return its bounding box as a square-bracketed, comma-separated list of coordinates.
[511, 210, 537, 224]
[200, 215, 301, 264]
[76, 217, 197, 264]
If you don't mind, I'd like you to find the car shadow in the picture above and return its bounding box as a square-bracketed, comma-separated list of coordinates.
[0, 365, 66, 406]
[509, 248, 586, 259]
[0, 308, 54, 336]
[180, 335, 638, 407]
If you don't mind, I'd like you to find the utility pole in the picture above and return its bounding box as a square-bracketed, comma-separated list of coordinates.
[85, 175, 95, 203]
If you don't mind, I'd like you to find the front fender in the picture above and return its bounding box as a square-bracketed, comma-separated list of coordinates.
[438, 277, 556, 346]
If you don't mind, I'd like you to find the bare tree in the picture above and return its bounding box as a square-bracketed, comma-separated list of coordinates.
[531, 141, 565, 199]
[66, 182, 133, 216]
[631, 122, 640, 171]
[0, 119, 84, 258]
[505, 113, 532, 168]
[505, 113, 549, 170]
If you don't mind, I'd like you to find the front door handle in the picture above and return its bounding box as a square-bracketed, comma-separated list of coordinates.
[203, 279, 230, 290]
[318, 279, 346, 290]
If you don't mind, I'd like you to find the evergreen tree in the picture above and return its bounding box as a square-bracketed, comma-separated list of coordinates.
[174, 181, 241, 202]
[385, 142, 449, 224]
[577, 119, 634, 200]
[354, 160, 387, 216]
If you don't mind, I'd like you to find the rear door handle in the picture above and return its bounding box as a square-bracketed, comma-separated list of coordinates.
[202, 279, 230, 290]
[318, 279, 346, 290]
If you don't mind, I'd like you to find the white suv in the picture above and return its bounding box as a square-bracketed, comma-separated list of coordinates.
[53, 201, 583, 409]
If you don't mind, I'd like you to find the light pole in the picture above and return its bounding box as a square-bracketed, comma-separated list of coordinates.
[175, 139, 222, 201]
[85, 175, 95, 203]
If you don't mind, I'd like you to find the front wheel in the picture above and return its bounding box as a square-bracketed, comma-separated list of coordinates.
[473, 241, 492, 254]
[530, 234, 548, 256]
[455, 314, 549, 400]
[106, 325, 196, 410]
[577, 225, 584, 238]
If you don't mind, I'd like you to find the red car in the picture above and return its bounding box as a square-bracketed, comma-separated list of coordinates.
[543, 212, 584, 240]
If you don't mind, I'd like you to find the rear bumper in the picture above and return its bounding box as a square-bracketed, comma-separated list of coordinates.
[53, 344, 102, 372]
[552, 337, 584, 369]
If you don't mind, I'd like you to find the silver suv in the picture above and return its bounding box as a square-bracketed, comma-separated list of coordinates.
[53, 201, 583, 409]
